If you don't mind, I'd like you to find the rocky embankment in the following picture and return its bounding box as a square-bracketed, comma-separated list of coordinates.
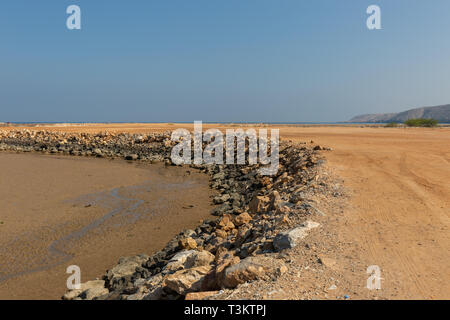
[0, 129, 331, 300]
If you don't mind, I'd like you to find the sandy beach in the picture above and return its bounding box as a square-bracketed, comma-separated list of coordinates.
[0, 124, 449, 300]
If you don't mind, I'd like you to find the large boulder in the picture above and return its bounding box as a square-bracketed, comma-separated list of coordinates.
[179, 237, 198, 250]
[163, 250, 214, 274]
[164, 265, 212, 295]
[63, 279, 107, 300]
[105, 254, 148, 290]
[220, 256, 285, 289]
[273, 221, 320, 251]
[79, 286, 109, 300]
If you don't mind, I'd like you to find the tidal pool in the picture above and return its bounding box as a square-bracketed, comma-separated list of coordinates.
[0, 152, 214, 299]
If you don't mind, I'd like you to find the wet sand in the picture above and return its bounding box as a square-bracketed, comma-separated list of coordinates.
[0, 152, 214, 300]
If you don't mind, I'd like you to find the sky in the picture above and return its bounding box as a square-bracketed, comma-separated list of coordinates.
[1, 0, 450, 123]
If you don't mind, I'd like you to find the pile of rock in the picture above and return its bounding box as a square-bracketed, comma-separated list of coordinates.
[0, 129, 328, 300]
[66, 142, 325, 300]
[0, 130, 173, 162]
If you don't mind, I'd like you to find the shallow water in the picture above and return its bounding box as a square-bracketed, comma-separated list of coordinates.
[0, 152, 214, 299]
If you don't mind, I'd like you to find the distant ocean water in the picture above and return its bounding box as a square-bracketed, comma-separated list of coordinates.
[4, 121, 373, 125]
[3, 121, 448, 125]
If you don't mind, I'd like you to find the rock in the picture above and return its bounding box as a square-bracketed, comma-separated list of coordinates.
[143, 273, 165, 290]
[269, 191, 283, 210]
[273, 221, 320, 251]
[218, 214, 235, 231]
[179, 237, 198, 250]
[212, 172, 226, 180]
[211, 203, 232, 216]
[185, 291, 219, 300]
[210, 254, 241, 289]
[221, 256, 285, 289]
[163, 250, 196, 273]
[318, 256, 336, 268]
[63, 280, 106, 300]
[215, 229, 228, 239]
[180, 229, 197, 238]
[248, 196, 269, 214]
[125, 154, 138, 160]
[79, 286, 109, 300]
[93, 148, 103, 157]
[143, 287, 165, 300]
[185, 251, 215, 268]
[234, 212, 252, 226]
[276, 265, 288, 276]
[234, 226, 252, 247]
[163, 250, 214, 273]
[105, 255, 148, 290]
[213, 194, 230, 204]
[275, 214, 291, 225]
[164, 265, 212, 295]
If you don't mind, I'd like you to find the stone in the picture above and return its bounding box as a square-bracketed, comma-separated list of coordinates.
[218, 214, 235, 231]
[79, 286, 109, 300]
[62, 279, 106, 300]
[215, 229, 228, 239]
[273, 221, 320, 251]
[125, 154, 138, 160]
[143, 273, 165, 290]
[105, 255, 148, 290]
[164, 265, 212, 295]
[93, 148, 103, 157]
[318, 256, 336, 268]
[179, 237, 198, 250]
[211, 203, 232, 216]
[276, 265, 288, 276]
[143, 287, 165, 300]
[62, 280, 108, 300]
[163, 250, 214, 273]
[163, 250, 195, 273]
[234, 212, 252, 226]
[221, 256, 284, 289]
[248, 196, 269, 214]
[269, 191, 283, 210]
[185, 250, 215, 268]
[212, 172, 226, 180]
[213, 194, 230, 204]
[234, 226, 252, 247]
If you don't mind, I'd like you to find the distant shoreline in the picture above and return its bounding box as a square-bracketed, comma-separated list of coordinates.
[1, 122, 449, 128]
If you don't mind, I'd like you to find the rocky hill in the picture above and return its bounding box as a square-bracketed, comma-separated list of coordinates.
[349, 104, 450, 123]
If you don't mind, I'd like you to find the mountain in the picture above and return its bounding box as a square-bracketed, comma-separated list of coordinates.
[349, 104, 450, 123]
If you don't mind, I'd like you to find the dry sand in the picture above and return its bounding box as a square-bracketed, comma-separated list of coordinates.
[281, 126, 449, 299]
[1, 124, 449, 299]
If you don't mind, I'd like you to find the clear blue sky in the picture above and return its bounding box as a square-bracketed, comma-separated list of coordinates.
[1, 0, 450, 122]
